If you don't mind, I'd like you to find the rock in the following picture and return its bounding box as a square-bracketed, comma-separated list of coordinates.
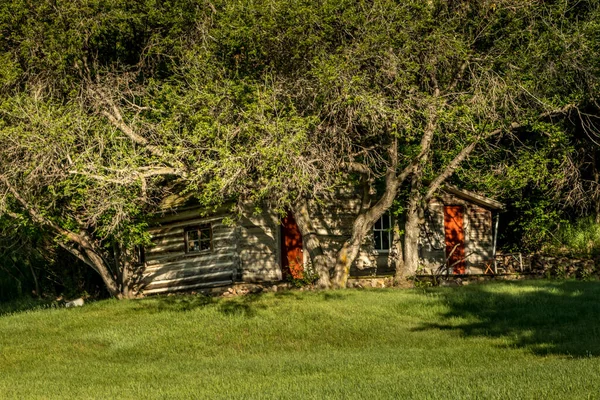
[271, 285, 278, 292]
[249, 286, 263, 294]
[65, 298, 84, 308]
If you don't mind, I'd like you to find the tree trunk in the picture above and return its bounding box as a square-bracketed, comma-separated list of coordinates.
[392, 219, 406, 283]
[403, 203, 421, 276]
[403, 174, 423, 276]
[332, 216, 368, 289]
[292, 198, 331, 288]
[28, 262, 41, 298]
[60, 233, 124, 299]
[81, 245, 123, 299]
[593, 161, 600, 224]
[114, 243, 137, 299]
[332, 155, 402, 288]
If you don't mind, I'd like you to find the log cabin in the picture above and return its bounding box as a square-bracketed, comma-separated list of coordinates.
[138, 187, 503, 294]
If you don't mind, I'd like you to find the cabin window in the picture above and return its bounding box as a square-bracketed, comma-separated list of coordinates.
[184, 224, 212, 253]
[373, 214, 392, 251]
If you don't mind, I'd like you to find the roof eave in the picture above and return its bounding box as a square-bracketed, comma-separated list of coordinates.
[442, 185, 505, 210]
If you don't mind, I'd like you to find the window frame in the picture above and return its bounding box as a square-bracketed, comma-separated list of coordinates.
[184, 224, 213, 254]
[373, 213, 392, 252]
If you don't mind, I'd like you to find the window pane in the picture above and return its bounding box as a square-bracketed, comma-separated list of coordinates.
[375, 217, 382, 230]
[186, 226, 212, 253]
[383, 215, 390, 230]
[189, 240, 200, 252]
[200, 228, 211, 240]
[374, 231, 381, 250]
[382, 231, 390, 250]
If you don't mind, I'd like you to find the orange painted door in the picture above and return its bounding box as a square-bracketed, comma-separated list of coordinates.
[444, 206, 466, 274]
[281, 212, 304, 279]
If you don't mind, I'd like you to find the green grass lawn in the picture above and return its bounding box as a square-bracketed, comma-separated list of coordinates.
[2, 280, 600, 399]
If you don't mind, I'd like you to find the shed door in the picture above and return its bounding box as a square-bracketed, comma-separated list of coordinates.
[281, 212, 304, 279]
[444, 206, 466, 274]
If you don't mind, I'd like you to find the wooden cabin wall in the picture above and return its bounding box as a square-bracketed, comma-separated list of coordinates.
[236, 208, 282, 282]
[465, 206, 493, 272]
[140, 189, 497, 293]
[307, 192, 378, 277]
[419, 202, 447, 271]
[141, 207, 238, 294]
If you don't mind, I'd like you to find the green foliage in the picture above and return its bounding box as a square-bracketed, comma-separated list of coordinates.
[286, 261, 320, 288]
[545, 217, 600, 257]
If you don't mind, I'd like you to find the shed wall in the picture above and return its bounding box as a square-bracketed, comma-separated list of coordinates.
[419, 193, 494, 273]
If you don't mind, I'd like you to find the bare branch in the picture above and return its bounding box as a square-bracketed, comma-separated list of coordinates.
[100, 109, 167, 159]
[342, 162, 372, 175]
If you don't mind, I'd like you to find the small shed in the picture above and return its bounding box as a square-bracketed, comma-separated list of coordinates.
[418, 186, 504, 274]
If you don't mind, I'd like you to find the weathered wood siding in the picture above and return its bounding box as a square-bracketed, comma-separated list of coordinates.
[141, 207, 238, 294]
[465, 205, 493, 271]
[237, 208, 282, 282]
[307, 192, 379, 277]
[419, 202, 446, 271]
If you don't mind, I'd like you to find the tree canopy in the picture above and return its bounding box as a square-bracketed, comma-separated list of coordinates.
[0, 0, 599, 296]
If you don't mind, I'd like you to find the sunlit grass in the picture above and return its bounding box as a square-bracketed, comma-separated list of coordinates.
[1, 280, 600, 399]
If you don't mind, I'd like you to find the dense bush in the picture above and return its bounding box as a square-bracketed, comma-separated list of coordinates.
[543, 217, 600, 257]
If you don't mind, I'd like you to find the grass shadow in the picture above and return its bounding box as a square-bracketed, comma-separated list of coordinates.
[217, 294, 267, 317]
[0, 297, 59, 317]
[134, 292, 268, 317]
[133, 294, 216, 313]
[413, 280, 600, 357]
[273, 290, 305, 301]
[320, 292, 346, 301]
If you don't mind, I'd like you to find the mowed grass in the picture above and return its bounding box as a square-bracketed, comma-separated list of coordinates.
[2, 281, 600, 399]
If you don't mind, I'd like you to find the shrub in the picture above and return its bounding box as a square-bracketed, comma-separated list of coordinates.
[544, 217, 600, 257]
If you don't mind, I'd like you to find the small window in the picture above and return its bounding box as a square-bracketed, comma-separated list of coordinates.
[184, 224, 212, 253]
[373, 214, 392, 251]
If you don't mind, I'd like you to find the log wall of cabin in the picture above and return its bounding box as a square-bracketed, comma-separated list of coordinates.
[237, 208, 282, 282]
[141, 208, 238, 294]
[465, 205, 493, 272]
[419, 202, 447, 271]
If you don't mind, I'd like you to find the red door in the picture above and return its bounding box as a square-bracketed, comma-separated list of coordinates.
[444, 206, 466, 274]
[281, 212, 304, 279]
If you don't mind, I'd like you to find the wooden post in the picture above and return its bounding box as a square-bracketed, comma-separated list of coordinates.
[492, 213, 499, 274]
[519, 252, 523, 272]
